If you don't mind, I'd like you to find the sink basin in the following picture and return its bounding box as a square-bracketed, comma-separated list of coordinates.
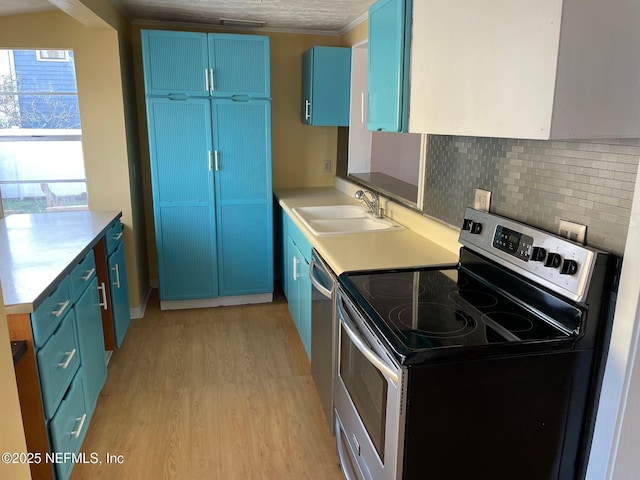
[292, 205, 403, 235]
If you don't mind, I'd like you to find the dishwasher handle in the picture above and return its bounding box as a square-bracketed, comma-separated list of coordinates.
[309, 257, 333, 299]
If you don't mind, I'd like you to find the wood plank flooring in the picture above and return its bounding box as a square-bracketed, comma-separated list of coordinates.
[71, 289, 343, 480]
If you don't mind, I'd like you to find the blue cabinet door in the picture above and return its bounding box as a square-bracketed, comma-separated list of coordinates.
[146, 97, 219, 301]
[74, 277, 106, 419]
[141, 30, 209, 96]
[208, 34, 271, 98]
[299, 254, 312, 359]
[368, 0, 412, 132]
[301, 46, 351, 126]
[108, 241, 131, 348]
[212, 98, 273, 296]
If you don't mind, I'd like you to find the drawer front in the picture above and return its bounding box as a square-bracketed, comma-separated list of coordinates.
[105, 220, 123, 255]
[70, 250, 97, 303]
[50, 370, 88, 480]
[37, 309, 80, 419]
[31, 276, 72, 348]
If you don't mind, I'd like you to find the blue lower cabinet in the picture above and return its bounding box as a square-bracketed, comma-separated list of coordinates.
[285, 216, 312, 359]
[75, 277, 107, 420]
[37, 309, 80, 419]
[108, 240, 131, 348]
[49, 369, 89, 480]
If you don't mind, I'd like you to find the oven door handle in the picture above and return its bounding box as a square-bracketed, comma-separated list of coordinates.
[309, 257, 333, 299]
[337, 297, 399, 384]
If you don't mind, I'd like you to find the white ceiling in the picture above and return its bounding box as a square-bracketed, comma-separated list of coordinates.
[0, 0, 374, 33]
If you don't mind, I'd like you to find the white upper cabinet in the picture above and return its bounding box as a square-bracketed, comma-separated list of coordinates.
[408, 0, 640, 140]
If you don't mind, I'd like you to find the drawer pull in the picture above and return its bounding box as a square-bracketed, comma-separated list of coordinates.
[112, 232, 123, 241]
[98, 282, 108, 310]
[52, 299, 70, 318]
[112, 264, 121, 289]
[71, 413, 87, 438]
[58, 349, 77, 369]
[81, 267, 96, 281]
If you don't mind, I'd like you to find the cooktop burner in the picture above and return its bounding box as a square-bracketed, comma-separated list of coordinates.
[340, 267, 580, 355]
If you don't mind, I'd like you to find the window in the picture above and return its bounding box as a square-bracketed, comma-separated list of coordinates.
[36, 50, 70, 62]
[0, 49, 87, 216]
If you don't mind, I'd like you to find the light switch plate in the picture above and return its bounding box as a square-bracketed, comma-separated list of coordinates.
[474, 189, 491, 212]
[558, 219, 587, 245]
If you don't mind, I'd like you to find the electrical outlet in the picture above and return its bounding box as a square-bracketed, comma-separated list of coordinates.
[474, 189, 491, 212]
[322, 160, 331, 172]
[558, 219, 587, 245]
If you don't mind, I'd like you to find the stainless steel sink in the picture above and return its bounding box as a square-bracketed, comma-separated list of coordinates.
[292, 205, 403, 235]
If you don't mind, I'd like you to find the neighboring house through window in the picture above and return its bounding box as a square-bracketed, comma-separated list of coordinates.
[0, 48, 87, 216]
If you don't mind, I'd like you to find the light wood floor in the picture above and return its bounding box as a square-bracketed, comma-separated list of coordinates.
[71, 289, 343, 480]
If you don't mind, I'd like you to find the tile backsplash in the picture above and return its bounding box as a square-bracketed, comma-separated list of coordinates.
[423, 136, 639, 256]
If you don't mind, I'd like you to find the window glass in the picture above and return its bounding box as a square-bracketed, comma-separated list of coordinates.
[0, 49, 87, 216]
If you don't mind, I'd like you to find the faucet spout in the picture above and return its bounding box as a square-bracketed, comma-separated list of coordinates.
[355, 190, 384, 218]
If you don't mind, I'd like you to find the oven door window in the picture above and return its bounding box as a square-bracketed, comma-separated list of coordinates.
[340, 323, 388, 460]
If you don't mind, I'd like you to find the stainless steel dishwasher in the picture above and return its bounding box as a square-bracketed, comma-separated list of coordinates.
[309, 249, 337, 431]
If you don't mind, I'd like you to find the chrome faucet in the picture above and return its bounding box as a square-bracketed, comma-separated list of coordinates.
[355, 190, 384, 218]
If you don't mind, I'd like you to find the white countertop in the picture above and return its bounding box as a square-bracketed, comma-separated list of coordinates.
[0, 210, 121, 314]
[275, 187, 459, 275]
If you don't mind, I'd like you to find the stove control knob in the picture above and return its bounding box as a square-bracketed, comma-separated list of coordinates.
[544, 253, 562, 269]
[470, 222, 483, 234]
[531, 247, 547, 262]
[462, 218, 474, 231]
[560, 259, 579, 275]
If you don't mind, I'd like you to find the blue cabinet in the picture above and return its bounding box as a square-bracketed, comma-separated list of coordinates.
[141, 30, 270, 98]
[282, 213, 312, 359]
[142, 30, 273, 306]
[146, 97, 218, 301]
[213, 99, 273, 296]
[368, 0, 412, 132]
[74, 277, 107, 420]
[107, 239, 131, 348]
[301, 46, 351, 126]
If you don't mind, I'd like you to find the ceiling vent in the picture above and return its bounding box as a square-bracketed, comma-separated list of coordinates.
[219, 18, 266, 27]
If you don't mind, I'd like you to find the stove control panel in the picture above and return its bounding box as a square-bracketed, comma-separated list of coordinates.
[459, 208, 602, 302]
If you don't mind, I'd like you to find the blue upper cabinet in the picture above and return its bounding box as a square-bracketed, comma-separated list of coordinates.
[208, 34, 270, 98]
[368, 0, 412, 132]
[141, 30, 209, 97]
[301, 46, 351, 126]
[142, 30, 270, 98]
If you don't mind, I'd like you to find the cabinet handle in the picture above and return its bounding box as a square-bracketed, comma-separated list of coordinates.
[98, 282, 108, 310]
[59, 348, 77, 369]
[208, 151, 213, 171]
[113, 232, 123, 241]
[71, 413, 87, 438]
[81, 268, 96, 281]
[305, 99, 311, 121]
[210, 68, 215, 92]
[112, 264, 121, 289]
[361, 92, 365, 124]
[292, 256, 300, 281]
[214, 150, 219, 171]
[52, 299, 70, 318]
[205, 68, 209, 91]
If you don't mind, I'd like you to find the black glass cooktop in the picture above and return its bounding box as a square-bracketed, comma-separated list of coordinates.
[340, 265, 582, 363]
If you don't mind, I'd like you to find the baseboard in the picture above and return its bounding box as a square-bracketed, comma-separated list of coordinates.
[130, 286, 152, 319]
[160, 292, 273, 311]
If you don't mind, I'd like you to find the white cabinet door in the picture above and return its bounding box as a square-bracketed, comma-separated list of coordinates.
[409, 0, 640, 140]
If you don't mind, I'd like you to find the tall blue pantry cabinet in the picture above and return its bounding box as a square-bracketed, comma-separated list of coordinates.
[141, 30, 273, 308]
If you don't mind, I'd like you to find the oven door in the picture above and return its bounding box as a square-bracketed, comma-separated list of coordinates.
[334, 287, 405, 480]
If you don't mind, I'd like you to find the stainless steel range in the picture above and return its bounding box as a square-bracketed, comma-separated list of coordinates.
[334, 208, 613, 480]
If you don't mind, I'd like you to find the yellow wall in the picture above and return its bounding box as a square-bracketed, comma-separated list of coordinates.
[0, 10, 149, 313]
